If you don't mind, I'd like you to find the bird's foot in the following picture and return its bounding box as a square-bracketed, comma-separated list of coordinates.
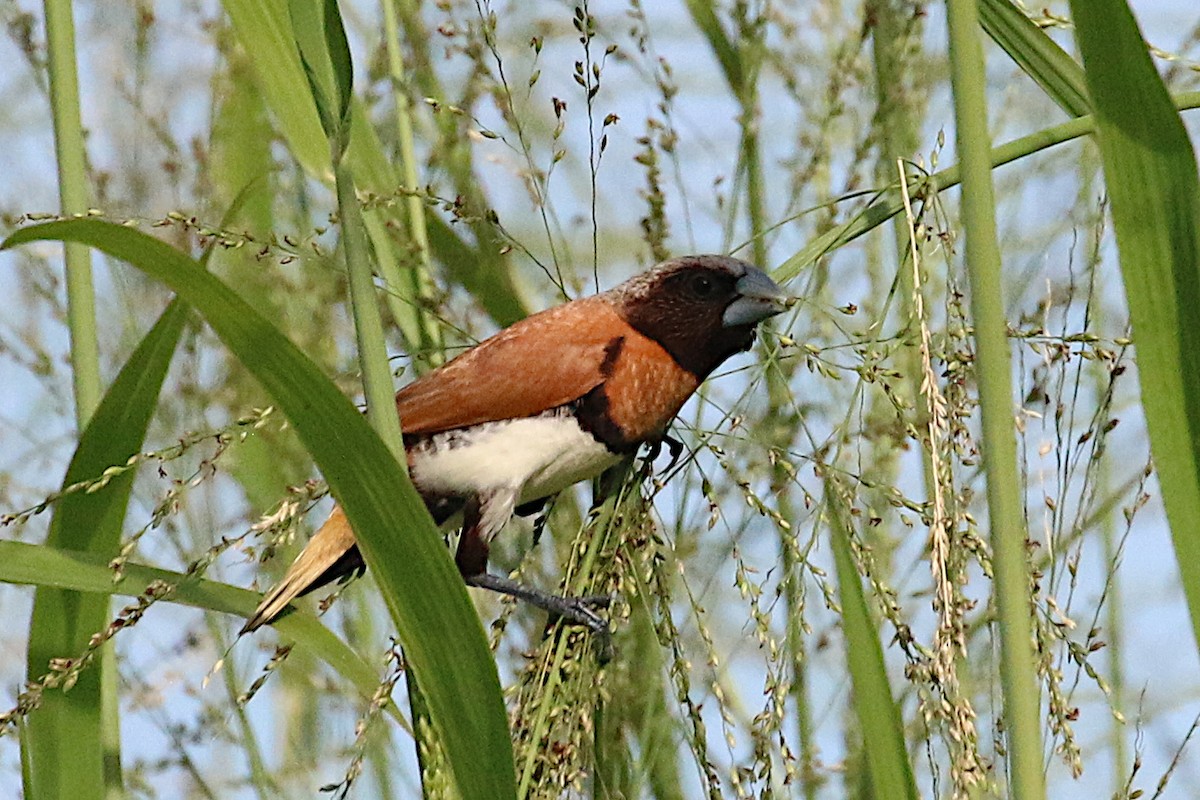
[543, 592, 615, 664]
[465, 572, 614, 658]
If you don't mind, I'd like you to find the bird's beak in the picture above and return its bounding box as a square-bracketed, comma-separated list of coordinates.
[723, 267, 791, 328]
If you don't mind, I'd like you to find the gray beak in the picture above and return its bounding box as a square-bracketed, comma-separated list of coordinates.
[723, 267, 790, 328]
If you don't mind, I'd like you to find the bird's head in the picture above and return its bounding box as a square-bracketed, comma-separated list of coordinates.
[611, 255, 790, 378]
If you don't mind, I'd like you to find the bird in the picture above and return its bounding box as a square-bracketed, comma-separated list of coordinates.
[241, 254, 787, 634]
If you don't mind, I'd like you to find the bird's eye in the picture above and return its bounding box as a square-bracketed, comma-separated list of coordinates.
[691, 274, 715, 297]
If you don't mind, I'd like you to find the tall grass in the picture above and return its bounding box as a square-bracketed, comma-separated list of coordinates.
[25, 2, 112, 797]
[945, 0, 1044, 796]
[3, 1, 1200, 798]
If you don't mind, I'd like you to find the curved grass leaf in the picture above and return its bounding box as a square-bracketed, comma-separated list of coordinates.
[2, 220, 517, 800]
[1069, 0, 1200, 652]
[0, 540, 408, 730]
[20, 298, 186, 800]
[774, 90, 1200, 283]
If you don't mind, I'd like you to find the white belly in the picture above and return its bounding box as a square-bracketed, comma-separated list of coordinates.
[408, 415, 623, 504]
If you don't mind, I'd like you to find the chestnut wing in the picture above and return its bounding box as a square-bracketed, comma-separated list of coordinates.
[396, 297, 623, 435]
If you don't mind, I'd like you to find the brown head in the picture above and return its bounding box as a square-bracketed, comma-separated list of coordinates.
[609, 255, 789, 378]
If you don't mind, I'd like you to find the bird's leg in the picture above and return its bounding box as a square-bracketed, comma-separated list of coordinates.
[464, 572, 610, 632]
[456, 489, 611, 634]
[453, 487, 515, 576]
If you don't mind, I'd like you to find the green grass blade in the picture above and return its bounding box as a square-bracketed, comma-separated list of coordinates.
[335, 157, 406, 459]
[0, 540, 407, 730]
[826, 485, 918, 800]
[289, 0, 351, 151]
[42, 0, 107, 780]
[946, 0, 1045, 795]
[1069, 0, 1200, 653]
[44, 0, 100, 424]
[22, 298, 187, 800]
[294, 0, 406, 459]
[977, 0, 1090, 118]
[321, 0, 353, 131]
[222, 0, 328, 176]
[3, 220, 517, 800]
[380, 0, 443, 365]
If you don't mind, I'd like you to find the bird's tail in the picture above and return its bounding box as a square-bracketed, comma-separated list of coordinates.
[240, 505, 360, 634]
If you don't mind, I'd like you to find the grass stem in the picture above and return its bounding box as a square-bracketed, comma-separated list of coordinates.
[944, 1, 1046, 797]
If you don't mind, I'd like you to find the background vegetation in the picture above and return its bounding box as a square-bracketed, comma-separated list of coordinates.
[2, 0, 1200, 798]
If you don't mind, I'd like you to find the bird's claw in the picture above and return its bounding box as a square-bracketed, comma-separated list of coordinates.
[468, 571, 611, 630]
[575, 593, 614, 609]
[549, 596, 614, 663]
[547, 593, 611, 631]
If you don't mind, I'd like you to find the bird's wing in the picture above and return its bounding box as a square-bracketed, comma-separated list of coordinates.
[397, 296, 625, 435]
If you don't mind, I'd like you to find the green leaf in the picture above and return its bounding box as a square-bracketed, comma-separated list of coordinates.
[1069, 0, 1200, 652]
[290, 0, 340, 148]
[321, 0, 354, 132]
[826, 484, 918, 800]
[22, 297, 187, 800]
[221, 0, 532, 328]
[290, 0, 353, 153]
[222, 0, 328, 178]
[3, 219, 518, 800]
[211, 59, 275, 236]
[977, 0, 1090, 118]
[0, 540, 408, 730]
